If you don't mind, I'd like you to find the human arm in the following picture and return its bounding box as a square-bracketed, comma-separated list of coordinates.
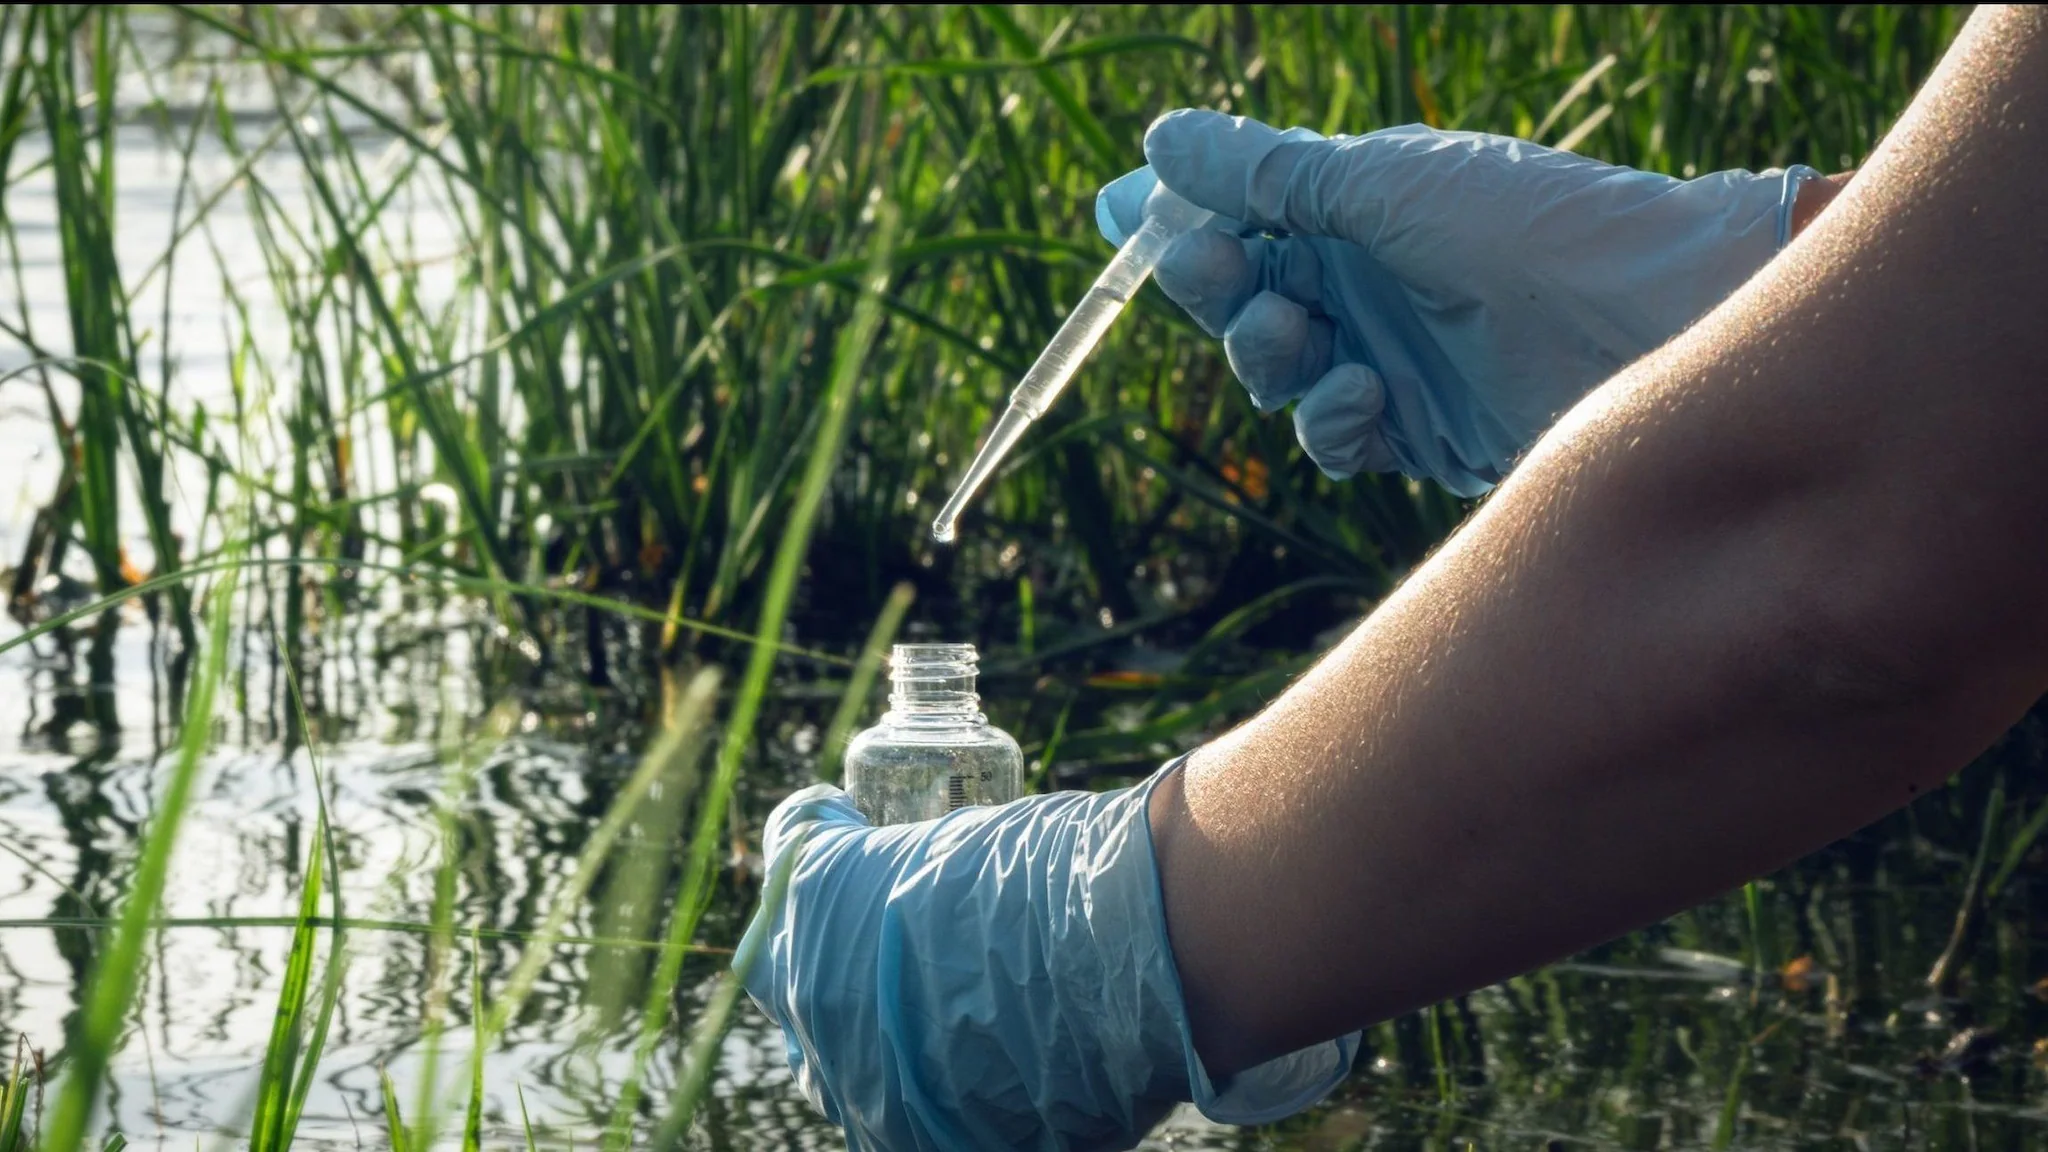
[735, 10, 2046, 1147]
[1152, 2, 2048, 1075]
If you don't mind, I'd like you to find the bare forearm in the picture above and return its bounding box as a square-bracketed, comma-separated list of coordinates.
[1154, 4, 2048, 1076]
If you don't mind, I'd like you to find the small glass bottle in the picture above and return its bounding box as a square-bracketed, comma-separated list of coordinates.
[844, 643, 1023, 825]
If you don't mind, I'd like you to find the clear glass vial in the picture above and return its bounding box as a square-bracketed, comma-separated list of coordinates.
[844, 643, 1023, 826]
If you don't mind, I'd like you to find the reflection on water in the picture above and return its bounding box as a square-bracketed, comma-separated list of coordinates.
[0, 600, 1266, 1149]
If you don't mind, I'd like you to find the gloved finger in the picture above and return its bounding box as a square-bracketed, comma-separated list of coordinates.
[1294, 363, 1397, 479]
[1153, 230, 1253, 337]
[761, 782, 868, 863]
[1097, 163, 1256, 248]
[1145, 109, 1399, 248]
[1224, 292, 1334, 413]
[1155, 233, 1325, 339]
[1094, 165, 1157, 247]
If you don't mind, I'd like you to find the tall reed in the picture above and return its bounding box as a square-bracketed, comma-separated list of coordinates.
[41, 541, 238, 1149]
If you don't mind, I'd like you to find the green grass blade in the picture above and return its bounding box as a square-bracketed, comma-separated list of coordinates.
[281, 869, 347, 1147]
[279, 733, 349, 1144]
[587, 669, 733, 1031]
[247, 817, 326, 1152]
[970, 6, 1121, 170]
[807, 32, 1212, 84]
[409, 704, 518, 1152]
[1988, 794, 2048, 901]
[43, 554, 239, 1152]
[607, 200, 903, 1152]
[464, 942, 484, 1152]
[474, 667, 723, 1058]
[0, 557, 852, 668]
[380, 1068, 409, 1152]
[649, 822, 808, 1151]
[517, 1085, 538, 1152]
[0, 1038, 30, 1152]
[1742, 881, 1769, 976]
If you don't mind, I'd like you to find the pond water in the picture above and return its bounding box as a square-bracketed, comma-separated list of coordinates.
[8, 38, 2048, 1152]
[0, 589, 1293, 1148]
[10, 619, 2048, 1152]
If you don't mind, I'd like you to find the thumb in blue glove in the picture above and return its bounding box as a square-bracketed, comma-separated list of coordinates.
[1099, 111, 1820, 497]
[735, 766, 1361, 1150]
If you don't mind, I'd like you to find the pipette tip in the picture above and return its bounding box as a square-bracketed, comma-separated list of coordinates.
[930, 519, 957, 545]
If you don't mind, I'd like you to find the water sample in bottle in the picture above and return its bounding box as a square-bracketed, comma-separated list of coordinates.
[844, 643, 1023, 826]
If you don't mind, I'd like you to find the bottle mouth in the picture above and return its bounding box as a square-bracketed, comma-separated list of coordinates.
[889, 643, 980, 716]
[890, 643, 977, 679]
[892, 642, 977, 665]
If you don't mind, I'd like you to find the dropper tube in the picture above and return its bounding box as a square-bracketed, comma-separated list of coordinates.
[931, 184, 1213, 543]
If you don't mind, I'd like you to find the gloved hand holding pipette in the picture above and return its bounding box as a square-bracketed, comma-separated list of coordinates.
[1096, 111, 1822, 496]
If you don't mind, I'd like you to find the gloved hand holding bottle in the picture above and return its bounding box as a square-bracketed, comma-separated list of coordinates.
[1095, 111, 1827, 496]
[737, 769, 1359, 1152]
[742, 641, 1359, 1150]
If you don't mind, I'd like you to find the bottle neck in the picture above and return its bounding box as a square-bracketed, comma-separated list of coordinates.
[885, 643, 984, 724]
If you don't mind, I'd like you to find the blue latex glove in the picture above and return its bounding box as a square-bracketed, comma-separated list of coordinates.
[1098, 110, 1821, 497]
[736, 763, 1360, 1151]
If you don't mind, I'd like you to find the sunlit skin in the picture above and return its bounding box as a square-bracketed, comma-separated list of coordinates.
[1149, 3, 2048, 1077]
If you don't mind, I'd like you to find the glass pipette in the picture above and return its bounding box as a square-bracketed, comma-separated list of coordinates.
[931, 183, 1213, 543]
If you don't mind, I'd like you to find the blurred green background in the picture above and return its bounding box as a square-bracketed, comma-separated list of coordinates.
[16, 6, 2048, 1151]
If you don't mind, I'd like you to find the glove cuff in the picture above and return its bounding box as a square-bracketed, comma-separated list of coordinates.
[1125, 757, 1364, 1126]
[1776, 164, 1825, 249]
